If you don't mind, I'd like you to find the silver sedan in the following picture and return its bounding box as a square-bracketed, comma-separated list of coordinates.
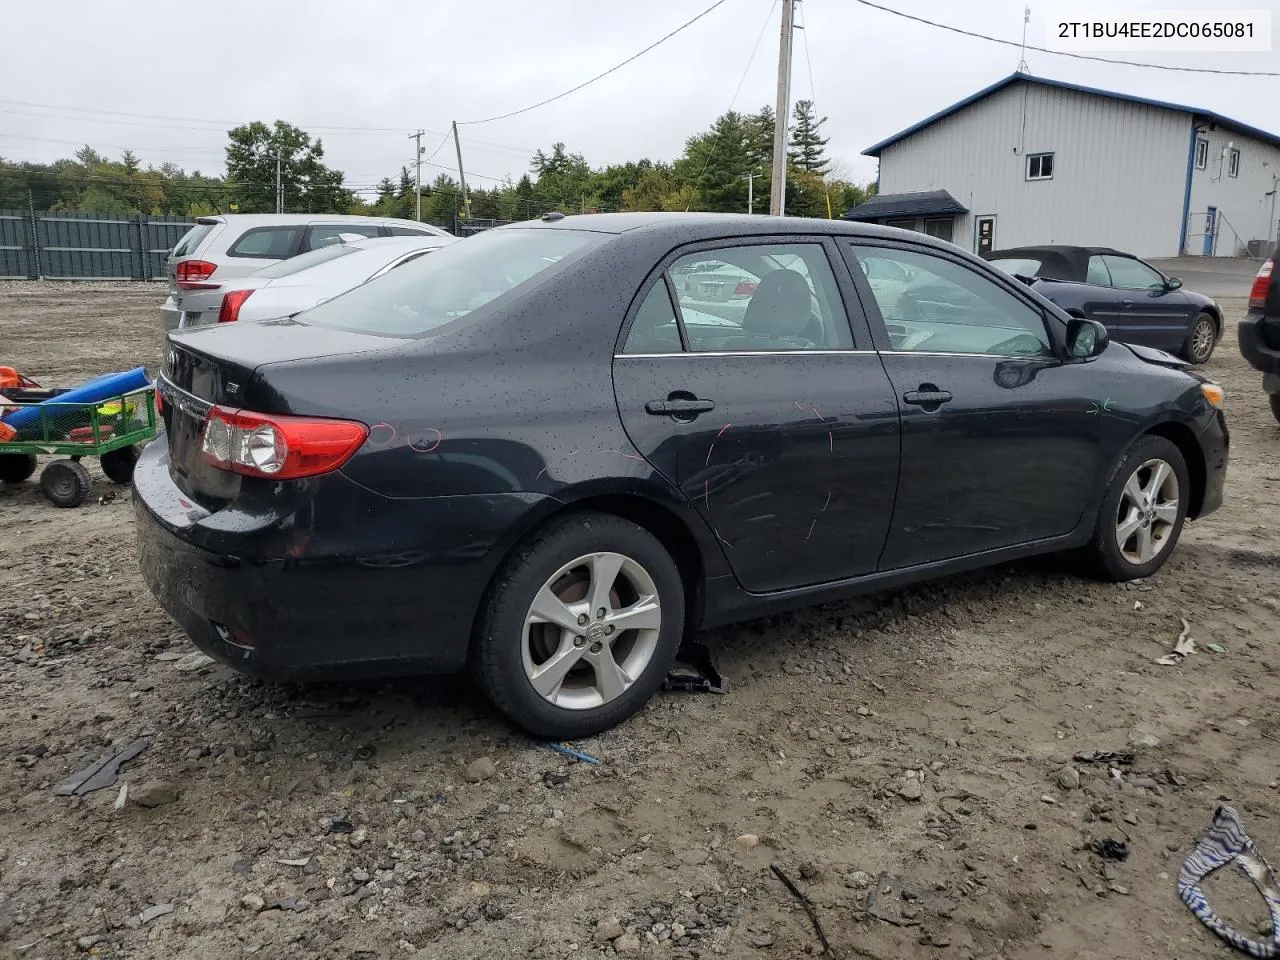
[173, 234, 456, 328]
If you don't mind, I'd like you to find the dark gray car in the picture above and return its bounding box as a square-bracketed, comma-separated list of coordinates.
[984, 245, 1223, 363]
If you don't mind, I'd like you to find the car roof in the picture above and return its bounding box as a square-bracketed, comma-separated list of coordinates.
[503, 211, 964, 249]
[194, 213, 444, 229]
[344, 235, 454, 253]
[986, 245, 1130, 259]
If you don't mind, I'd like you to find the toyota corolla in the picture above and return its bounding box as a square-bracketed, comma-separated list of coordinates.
[135, 213, 1228, 738]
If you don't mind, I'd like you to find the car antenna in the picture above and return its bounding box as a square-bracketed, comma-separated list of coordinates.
[541, 212, 566, 222]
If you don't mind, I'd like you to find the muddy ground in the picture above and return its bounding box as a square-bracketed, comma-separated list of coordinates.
[0, 280, 1278, 960]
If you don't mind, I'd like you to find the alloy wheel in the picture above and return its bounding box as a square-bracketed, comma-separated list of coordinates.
[1190, 317, 1215, 363]
[1114, 458, 1180, 565]
[521, 552, 663, 710]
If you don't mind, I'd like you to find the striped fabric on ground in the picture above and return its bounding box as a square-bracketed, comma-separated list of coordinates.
[1177, 805, 1280, 958]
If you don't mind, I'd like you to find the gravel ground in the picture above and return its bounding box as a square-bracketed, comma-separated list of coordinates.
[0, 280, 1278, 960]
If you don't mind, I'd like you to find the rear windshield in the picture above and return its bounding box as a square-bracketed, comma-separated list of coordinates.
[172, 222, 216, 258]
[300, 227, 601, 337]
[253, 243, 359, 278]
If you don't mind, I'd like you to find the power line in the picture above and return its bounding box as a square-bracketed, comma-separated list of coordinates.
[0, 103, 539, 155]
[459, 0, 735, 125]
[852, 0, 1280, 76]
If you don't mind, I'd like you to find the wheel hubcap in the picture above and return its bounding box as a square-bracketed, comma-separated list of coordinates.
[1115, 458, 1180, 565]
[1192, 320, 1214, 360]
[521, 552, 662, 710]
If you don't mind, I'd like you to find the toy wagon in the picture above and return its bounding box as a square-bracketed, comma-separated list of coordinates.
[0, 367, 157, 508]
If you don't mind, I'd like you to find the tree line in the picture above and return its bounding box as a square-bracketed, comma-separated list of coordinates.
[0, 101, 875, 222]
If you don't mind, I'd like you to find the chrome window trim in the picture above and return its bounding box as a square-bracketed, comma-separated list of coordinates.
[614, 350, 879, 359]
[614, 349, 1050, 361]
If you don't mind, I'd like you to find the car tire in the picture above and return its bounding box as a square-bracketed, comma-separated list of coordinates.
[0, 453, 38, 484]
[100, 445, 140, 485]
[472, 512, 685, 739]
[40, 459, 93, 508]
[1181, 312, 1217, 364]
[1086, 435, 1190, 582]
[1270, 393, 1280, 426]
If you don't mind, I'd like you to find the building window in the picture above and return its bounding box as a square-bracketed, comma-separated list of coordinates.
[923, 218, 954, 243]
[1026, 152, 1054, 181]
[1228, 148, 1240, 178]
[884, 218, 917, 231]
[1195, 138, 1208, 170]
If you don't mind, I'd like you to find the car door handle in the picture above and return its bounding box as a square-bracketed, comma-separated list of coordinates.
[1121, 299, 1134, 308]
[903, 390, 953, 406]
[645, 398, 715, 416]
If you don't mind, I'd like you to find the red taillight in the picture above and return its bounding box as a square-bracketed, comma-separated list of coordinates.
[153, 384, 163, 415]
[176, 259, 218, 290]
[200, 406, 369, 480]
[733, 280, 758, 297]
[1249, 260, 1273, 310]
[218, 289, 254, 324]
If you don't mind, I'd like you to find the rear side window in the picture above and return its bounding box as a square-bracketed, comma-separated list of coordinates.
[306, 223, 381, 250]
[300, 228, 601, 337]
[387, 226, 437, 237]
[253, 243, 359, 278]
[228, 226, 303, 259]
[172, 223, 215, 258]
[621, 283, 682, 354]
[1086, 256, 1112, 285]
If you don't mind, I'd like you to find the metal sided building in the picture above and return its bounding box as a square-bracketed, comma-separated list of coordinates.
[845, 73, 1280, 259]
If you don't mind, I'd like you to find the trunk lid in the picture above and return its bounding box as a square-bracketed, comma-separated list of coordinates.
[160, 319, 402, 506]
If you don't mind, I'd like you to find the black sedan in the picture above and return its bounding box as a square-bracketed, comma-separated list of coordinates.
[983, 245, 1222, 364]
[135, 214, 1228, 739]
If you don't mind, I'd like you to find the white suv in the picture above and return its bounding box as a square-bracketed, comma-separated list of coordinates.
[160, 214, 451, 331]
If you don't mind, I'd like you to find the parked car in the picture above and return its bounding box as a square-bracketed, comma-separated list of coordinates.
[983, 245, 1222, 363]
[1242, 251, 1280, 423]
[160, 214, 452, 331]
[135, 214, 1228, 739]
[171, 234, 456, 329]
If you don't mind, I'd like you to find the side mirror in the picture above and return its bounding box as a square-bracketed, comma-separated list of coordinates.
[1066, 317, 1109, 359]
[1164, 276, 1183, 291]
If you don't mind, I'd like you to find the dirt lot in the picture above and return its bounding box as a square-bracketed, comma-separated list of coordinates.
[1, 280, 1278, 960]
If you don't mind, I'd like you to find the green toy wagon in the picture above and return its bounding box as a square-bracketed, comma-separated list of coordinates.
[0, 386, 158, 508]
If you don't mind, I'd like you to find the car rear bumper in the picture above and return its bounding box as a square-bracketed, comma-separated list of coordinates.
[1239, 313, 1280, 377]
[160, 296, 182, 333]
[132, 434, 551, 680]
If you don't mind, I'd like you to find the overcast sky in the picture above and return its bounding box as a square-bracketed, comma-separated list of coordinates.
[2, 0, 1277, 197]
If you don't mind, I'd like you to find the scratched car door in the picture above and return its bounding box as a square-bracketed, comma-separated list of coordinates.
[611, 238, 900, 593]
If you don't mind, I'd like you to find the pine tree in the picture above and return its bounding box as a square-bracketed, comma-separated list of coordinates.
[788, 100, 830, 174]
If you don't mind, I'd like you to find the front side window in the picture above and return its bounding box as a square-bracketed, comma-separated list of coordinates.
[227, 226, 303, 259]
[848, 243, 1053, 358]
[300, 227, 600, 337]
[1195, 138, 1209, 170]
[1086, 256, 1112, 286]
[1228, 148, 1241, 178]
[669, 243, 853, 352]
[1026, 152, 1054, 181]
[1101, 255, 1164, 290]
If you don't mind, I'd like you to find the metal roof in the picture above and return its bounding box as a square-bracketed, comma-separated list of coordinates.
[862, 73, 1280, 157]
[842, 190, 968, 221]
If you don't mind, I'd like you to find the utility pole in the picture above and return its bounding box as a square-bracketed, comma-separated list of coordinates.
[275, 150, 283, 214]
[769, 0, 795, 217]
[452, 121, 471, 222]
[409, 130, 425, 221]
[743, 171, 761, 214]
